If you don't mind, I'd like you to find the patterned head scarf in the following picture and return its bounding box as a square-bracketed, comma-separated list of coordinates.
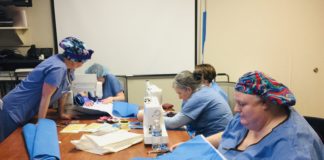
[59, 37, 93, 62]
[85, 63, 109, 78]
[235, 71, 296, 107]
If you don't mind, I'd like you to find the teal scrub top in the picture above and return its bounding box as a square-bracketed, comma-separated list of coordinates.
[102, 74, 123, 99]
[3, 55, 71, 125]
[181, 87, 233, 137]
[218, 108, 324, 160]
[211, 81, 228, 101]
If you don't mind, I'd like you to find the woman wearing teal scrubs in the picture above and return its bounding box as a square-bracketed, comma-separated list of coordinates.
[165, 71, 233, 137]
[173, 71, 324, 159]
[193, 63, 228, 101]
[78, 63, 125, 106]
[0, 37, 93, 142]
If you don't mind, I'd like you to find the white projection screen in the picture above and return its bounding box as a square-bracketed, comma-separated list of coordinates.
[53, 0, 196, 76]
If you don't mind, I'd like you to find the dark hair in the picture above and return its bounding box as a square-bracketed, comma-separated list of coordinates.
[193, 64, 216, 83]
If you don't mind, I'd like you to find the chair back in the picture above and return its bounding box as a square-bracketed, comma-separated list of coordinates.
[304, 116, 324, 143]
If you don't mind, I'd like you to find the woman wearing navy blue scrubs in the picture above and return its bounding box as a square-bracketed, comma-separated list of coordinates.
[0, 37, 93, 142]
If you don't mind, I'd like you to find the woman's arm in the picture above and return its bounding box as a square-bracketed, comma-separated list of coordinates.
[206, 132, 223, 148]
[112, 91, 125, 101]
[38, 83, 57, 119]
[171, 131, 224, 151]
[58, 92, 73, 119]
[101, 91, 125, 104]
[164, 112, 193, 129]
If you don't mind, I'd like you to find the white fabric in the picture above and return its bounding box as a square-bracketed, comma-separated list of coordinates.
[75, 102, 116, 117]
[71, 130, 143, 155]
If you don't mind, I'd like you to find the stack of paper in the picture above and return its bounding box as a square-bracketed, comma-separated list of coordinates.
[71, 130, 143, 155]
[60, 124, 87, 133]
[80, 123, 104, 133]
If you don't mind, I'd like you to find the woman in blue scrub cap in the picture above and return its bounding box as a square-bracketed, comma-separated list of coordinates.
[0, 37, 93, 142]
[172, 71, 324, 160]
[76, 63, 125, 106]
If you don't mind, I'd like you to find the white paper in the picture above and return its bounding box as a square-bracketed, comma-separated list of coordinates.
[71, 130, 143, 155]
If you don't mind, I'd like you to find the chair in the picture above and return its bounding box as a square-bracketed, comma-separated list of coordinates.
[215, 73, 236, 113]
[116, 75, 128, 102]
[304, 116, 324, 143]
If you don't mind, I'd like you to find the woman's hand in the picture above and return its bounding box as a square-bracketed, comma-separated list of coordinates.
[137, 110, 144, 122]
[84, 101, 94, 106]
[101, 97, 114, 104]
[170, 142, 184, 151]
[59, 113, 73, 120]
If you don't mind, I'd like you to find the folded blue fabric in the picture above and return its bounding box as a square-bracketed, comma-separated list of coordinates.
[22, 119, 60, 160]
[132, 135, 226, 160]
[113, 101, 139, 118]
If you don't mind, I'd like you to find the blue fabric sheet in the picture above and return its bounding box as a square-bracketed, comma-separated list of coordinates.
[22, 119, 60, 160]
[112, 101, 139, 118]
[132, 135, 226, 160]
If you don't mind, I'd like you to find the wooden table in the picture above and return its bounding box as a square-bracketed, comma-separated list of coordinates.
[0, 119, 189, 160]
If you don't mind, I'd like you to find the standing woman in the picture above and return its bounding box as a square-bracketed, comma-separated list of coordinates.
[0, 37, 93, 142]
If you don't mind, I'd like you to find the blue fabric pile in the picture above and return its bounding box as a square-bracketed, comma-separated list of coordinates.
[113, 101, 139, 118]
[132, 135, 226, 160]
[22, 118, 60, 160]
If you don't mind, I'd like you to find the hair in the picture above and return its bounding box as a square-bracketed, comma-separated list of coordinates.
[193, 64, 216, 83]
[173, 70, 201, 91]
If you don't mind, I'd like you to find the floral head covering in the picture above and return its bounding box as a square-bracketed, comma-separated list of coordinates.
[235, 71, 296, 107]
[85, 63, 109, 78]
[59, 37, 93, 62]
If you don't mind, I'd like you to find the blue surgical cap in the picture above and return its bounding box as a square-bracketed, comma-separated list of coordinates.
[59, 37, 93, 62]
[85, 63, 109, 78]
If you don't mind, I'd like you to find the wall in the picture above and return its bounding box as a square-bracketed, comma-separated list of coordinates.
[27, 0, 324, 117]
[204, 0, 324, 117]
[18, 0, 54, 48]
[127, 76, 182, 112]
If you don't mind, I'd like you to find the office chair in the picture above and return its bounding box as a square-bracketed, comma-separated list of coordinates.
[216, 73, 236, 113]
[304, 116, 324, 143]
[116, 75, 128, 102]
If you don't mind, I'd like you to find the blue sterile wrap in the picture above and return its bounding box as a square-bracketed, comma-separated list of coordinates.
[112, 101, 139, 118]
[132, 135, 226, 160]
[22, 119, 60, 160]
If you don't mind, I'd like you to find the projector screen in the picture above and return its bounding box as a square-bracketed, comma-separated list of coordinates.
[53, 0, 196, 76]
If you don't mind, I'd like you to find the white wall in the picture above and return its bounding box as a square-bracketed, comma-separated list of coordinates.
[203, 0, 324, 117]
[127, 76, 182, 112]
[26, 0, 324, 117]
[25, 0, 54, 48]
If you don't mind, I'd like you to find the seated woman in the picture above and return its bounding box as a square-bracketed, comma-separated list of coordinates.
[193, 64, 228, 101]
[138, 70, 233, 137]
[76, 63, 125, 106]
[173, 71, 324, 159]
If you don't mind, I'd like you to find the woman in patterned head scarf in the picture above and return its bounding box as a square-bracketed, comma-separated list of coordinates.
[0, 37, 93, 142]
[172, 71, 324, 159]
